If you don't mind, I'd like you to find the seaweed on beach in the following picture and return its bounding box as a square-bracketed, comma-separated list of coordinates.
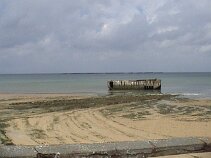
[155, 102, 211, 121]
[0, 121, 13, 145]
[100, 96, 211, 121]
[156, 104, 178, 114]
[30, 129, 47, 139]
[8, 94, 173, 118]
[121, 111, 151, 120]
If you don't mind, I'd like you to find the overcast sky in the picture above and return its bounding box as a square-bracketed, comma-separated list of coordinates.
[0, 0, 211, 73]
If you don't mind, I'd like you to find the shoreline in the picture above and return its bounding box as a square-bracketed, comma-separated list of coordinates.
[0, 92, 99, 96]
[0, 92, 98, 101]
[0, 91, 209, 99]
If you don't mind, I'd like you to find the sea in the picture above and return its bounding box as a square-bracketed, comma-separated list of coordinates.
[0, 72, 211, 98]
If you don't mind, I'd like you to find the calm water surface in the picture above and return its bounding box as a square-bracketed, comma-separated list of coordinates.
[0, 73, 211, 98]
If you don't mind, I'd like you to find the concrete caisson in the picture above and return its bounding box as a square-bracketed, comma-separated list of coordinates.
[107, 79, 161, 90]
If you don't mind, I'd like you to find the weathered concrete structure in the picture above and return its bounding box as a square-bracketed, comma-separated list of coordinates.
[0, 137, 210, 158]
[107, 79, 161, 90]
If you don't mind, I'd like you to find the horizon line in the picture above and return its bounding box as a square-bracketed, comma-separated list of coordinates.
[0, 72, 211, 75]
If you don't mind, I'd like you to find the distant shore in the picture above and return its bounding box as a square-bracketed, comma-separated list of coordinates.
[0, 92, 211, 145]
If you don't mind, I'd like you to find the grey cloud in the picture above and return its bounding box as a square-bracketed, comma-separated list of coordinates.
[0, 0, 211, 73]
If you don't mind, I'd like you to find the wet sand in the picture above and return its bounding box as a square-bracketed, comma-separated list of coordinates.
[0, 93, 211, 145]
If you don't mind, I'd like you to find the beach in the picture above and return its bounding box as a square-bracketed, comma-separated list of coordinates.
[0, 93, 210, 145]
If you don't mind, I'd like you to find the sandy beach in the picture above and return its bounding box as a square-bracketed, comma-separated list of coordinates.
[0, 93, 211, 145]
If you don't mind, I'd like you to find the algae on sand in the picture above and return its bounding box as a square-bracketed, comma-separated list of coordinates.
[0, 121, 13, 145]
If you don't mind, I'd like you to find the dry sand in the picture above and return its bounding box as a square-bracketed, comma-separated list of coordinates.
[0, 93, 211, 145]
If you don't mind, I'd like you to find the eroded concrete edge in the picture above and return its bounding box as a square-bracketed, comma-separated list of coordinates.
[0, 137, 210, 158]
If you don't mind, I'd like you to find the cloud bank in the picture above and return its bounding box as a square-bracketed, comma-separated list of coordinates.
[0, 0, 211, 73]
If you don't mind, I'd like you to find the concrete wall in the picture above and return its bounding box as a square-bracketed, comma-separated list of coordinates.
[0, 137, 210, 158]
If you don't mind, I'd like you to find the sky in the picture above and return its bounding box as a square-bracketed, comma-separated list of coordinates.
[0, 0, 211, 73]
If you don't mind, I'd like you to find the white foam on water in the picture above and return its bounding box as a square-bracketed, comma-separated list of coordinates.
[182, 93, 200, 96]
[168, 92, 201, 97]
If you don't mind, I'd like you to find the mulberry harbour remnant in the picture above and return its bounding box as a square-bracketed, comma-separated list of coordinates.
[107, 79, 161, 90]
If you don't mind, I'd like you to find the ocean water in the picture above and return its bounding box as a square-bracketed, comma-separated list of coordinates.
[0, 72, 211, 98]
